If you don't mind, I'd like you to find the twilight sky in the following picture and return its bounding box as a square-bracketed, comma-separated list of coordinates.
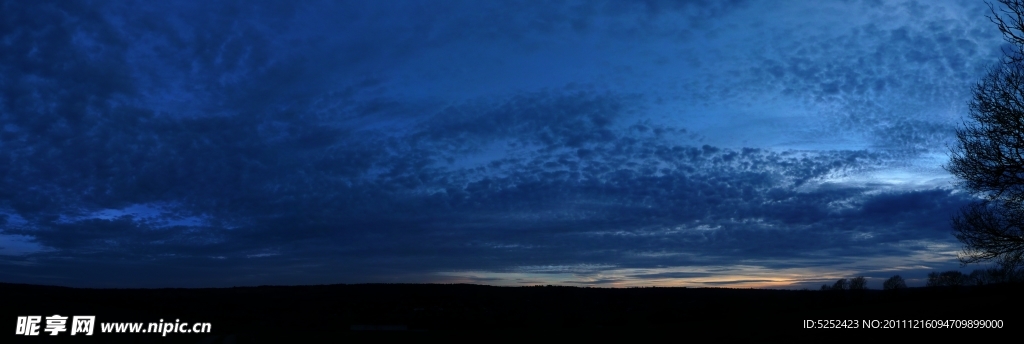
[0, 0, 1009, 289]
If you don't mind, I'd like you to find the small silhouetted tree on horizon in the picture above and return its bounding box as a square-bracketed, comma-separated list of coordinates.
[821, 277, 873, 292]
[848, 276, 868, 290]
[969, 269, 988, 285]
[882, 275, 906, 290]
[831, 278, 848, 291]
[926, 272, 938, 287]
[927, 271, 969, 287]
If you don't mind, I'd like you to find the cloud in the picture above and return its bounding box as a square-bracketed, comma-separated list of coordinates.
[0, 0, 991, 287]
[4, 84, 966, 286]
[699, 279, 777, 285]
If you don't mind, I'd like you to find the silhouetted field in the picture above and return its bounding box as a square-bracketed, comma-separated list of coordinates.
[3, 282, 1019, 342]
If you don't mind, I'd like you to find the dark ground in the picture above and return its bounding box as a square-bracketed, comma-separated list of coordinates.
[2, 282, 1019, 343]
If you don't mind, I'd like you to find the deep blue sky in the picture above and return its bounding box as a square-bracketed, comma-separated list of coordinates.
[0, 0, 1008, 289]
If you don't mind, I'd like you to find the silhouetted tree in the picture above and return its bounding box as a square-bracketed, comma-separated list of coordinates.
[969, 269, 988, 285]
[831, 278, 848, 291]
[927, 270, 969, 287]
[998, 256, 1024, 281]
[848, 276, 868, 290]
[944, 271, 968, 286]
[882, 275, 906, 290]
[989, 267, 1009, 284]
[1012, 267, 1024, 282]
[947, 0, 1024, 267]
[926, 272, 940, 287]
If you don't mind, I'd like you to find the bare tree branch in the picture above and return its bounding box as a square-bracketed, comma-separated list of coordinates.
[947, 1, 1024, 266]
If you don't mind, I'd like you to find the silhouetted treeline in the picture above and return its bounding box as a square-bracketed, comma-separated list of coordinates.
[925, 267, 1023, 287]
[2, 281, 1021, 342]
[819, 276, 868, 291]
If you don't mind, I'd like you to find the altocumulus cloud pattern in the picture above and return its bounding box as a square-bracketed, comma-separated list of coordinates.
[0, 0, 1004, 289]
